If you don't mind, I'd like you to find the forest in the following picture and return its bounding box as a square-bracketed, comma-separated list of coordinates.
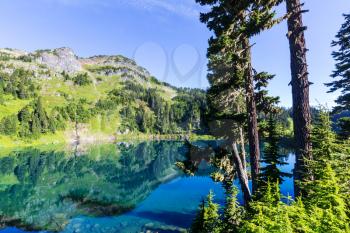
[0, 61, 208, 143]
[184, 0, 350, 233]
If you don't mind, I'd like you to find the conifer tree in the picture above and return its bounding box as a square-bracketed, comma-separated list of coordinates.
[0, 115, 18, 135]
[239, 182, 293, 233]
[18, 106, 32, 138]
[48, 116, 56, 133]
[19, 122, 31, 138]
[204, 191, 221, 233]
[196, 0, 285, 195]
[17, 82, 27, 99]
[190, 191, 221, 233]
[207, 87, 252, 204]
[18, 106, 33, 137]
[306, 109, 350, 210]
[18, 106, 31, 123]
[33, 97, 49, 133]
[286, 0, 313, 196]
[326, 13, 350, 112]
[338, 117, 350, 140]
[311, 109, 339, 163]
[0, 88, 4, 105]
[191, 200, 206, 233]
[31, 114, 41, 138]
[305, 165, 349, 233]
[287, 198, 313, 233]
[259, 116, 291, 193]
[222, 187, 244, 233]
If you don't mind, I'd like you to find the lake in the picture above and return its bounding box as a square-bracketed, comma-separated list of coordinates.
[0, 141, 295, 233]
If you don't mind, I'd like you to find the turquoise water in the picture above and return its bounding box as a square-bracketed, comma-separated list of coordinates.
[0, 141, 294, 233]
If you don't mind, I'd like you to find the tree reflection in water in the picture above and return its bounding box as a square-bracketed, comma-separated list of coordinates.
[0, 141, 186, 232]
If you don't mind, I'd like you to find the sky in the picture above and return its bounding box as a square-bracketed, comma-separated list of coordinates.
[0, 0, 349, 107]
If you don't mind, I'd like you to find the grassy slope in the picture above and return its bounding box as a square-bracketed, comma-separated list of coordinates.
[0, 95, 31, 119]
[0, 57, 201, 149]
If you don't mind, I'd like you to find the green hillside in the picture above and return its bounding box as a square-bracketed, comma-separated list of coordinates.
[0, 48, 208, 148]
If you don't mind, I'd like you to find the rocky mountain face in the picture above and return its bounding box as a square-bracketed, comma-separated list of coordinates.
[35, 47, 82, 74]
[0, 47, 151, 81]
[80, 55, 151, 80]
[0, 47, 206, 147]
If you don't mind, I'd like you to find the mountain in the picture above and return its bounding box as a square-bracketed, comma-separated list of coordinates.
[0, 47, 207, 147]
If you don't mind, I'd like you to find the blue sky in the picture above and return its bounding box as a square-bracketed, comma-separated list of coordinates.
[0, 0, 349, 107]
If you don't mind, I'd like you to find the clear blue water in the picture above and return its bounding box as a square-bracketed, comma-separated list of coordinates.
[0, 141, 294, 233]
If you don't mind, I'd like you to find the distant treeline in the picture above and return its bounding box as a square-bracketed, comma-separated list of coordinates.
[0, 68, 208, 139]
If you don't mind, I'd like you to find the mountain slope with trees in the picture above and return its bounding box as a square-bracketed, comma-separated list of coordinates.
[0, 47, 208, 148]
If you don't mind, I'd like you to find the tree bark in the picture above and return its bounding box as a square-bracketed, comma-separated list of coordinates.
[231, 142, 251, 205]
[286, 0, 312, 197]
[239, 126, 247, 171]
[242, 37, 260, 194]
[237, 105, 247, 172]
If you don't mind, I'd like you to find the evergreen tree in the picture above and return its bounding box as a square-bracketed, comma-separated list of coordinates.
[73, 73, 92, 86]
[18, 106, 31, 123]
[286, 0, 313, 197]
[161, 102, 171, 133]
[338, 117, 350, 140]
[190, 191, 221, 233]
[326, 13, 350, 112]
[50, 110, 66, 131]
[33, 97, 49, 133]
[222, 187, 244, 233]
[305, 109, 350, 213]
[75, 99, 91, 123]
[19, 122, 31, 138]
[287, 198, 313, 233]
[191, 200, 206, 233]
[17, 82, 27, 99]
[239, 177, 349, 233]
[259, 116, 291, 192]
[239, 182, 293, 233]
[18, 106, 32, 137]
[311, 109, 339, 163]
[48, 116, 56, 133]
[196, 0, 285, 195]
[0, 115, 18, 135]
[201, 190, 221, 233]
[0, 68, 37, 99]
[31, 114, 41, 138]
[305, 165, 349, 233]
[136, 104, 155, 133]
[0, 88, 5, 105]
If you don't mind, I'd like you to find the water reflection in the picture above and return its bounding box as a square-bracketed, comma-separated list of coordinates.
[0, 140, 295, 233]
[0, 141, 186, 232]
[179, 140, 295, 198]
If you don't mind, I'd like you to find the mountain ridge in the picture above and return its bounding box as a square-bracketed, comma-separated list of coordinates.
[0, 47, 152, 79]
[0, 47, 208, 148]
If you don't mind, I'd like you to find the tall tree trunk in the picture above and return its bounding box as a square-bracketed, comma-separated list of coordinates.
[286, 0, 312, 197]
[237, 105, 247, 171]
[239, 126, 247, 171]
[231, 142, 251, 205]
[242, 37, 260, 194]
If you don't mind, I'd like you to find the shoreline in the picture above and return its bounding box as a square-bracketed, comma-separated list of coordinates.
[0, 131, 215, 155]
